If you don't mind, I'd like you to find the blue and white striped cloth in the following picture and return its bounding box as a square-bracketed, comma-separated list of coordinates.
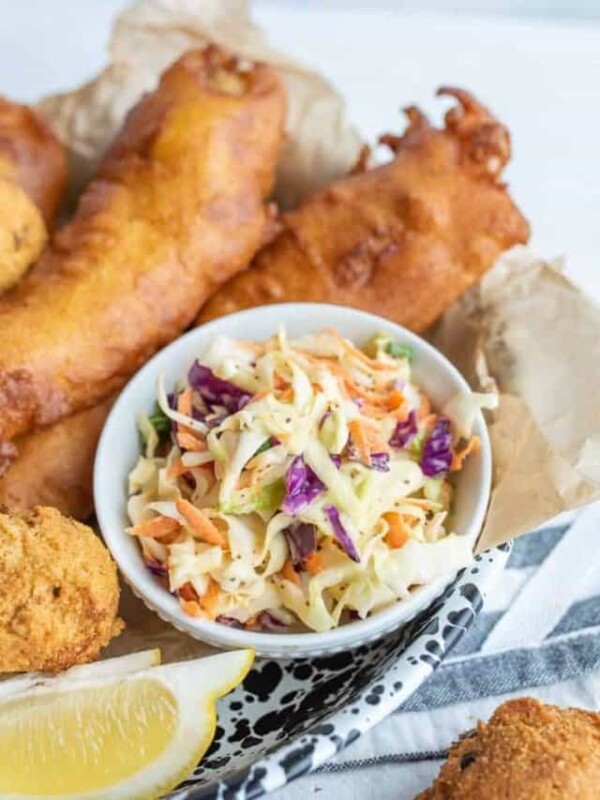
[274, 502, 600, 799]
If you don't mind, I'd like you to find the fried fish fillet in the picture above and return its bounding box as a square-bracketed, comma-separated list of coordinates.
[0, 98, 67, 292]
[198, 88, 529, 330]
[418, 697, 600, 799]
[0, 400, 113, 520]
[0, 96, 67, 227]
[0, 506, 122, 672]
[0, 46, 285, 444]
[0, 179, 46, 294]
[0, 88, 527, 522]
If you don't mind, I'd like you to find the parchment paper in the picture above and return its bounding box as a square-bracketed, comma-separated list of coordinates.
[37, 1, 600, 570]
[38, 0, 362, 210]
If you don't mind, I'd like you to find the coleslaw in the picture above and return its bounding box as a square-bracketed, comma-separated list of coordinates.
[126, 328, 493, 633]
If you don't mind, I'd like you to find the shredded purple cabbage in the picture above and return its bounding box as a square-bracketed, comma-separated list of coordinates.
[389, 410, 418, 449]
[216, 615, 244, 629]
[325, 504, 360, 563]
[369, 452, 390, 472]
[346, 445, 390, 472]
[283, 456, 325, 515]
[330, 454, 342, 469]
[284, 522, 317, 567]
[420, 417, 453, 477]
[204, 413, 228, 429]
[258, 611, 288, 630]
[188, 362, 252, 414]
[145, 560, 168, 578]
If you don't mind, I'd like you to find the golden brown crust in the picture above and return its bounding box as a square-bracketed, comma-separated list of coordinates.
[0, 506, 122, 672]
[0, 46, 286, 443]
[0, 96, 67, 228]
[0, 97, 67, 293]
[198, 87, 529, 331]
[0, 400, 113, 520]
[418, 698, 600, 800]
[0, 178, 47, 293]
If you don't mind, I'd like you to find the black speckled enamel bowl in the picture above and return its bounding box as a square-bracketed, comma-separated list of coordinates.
[163, 544, 509, 799]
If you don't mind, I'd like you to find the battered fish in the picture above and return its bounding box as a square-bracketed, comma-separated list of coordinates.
[0, 88, 528, 522]
[0, 97, 67, 292]
[0, 96, 67, 227]
[0, 178, 46, 294]
[0, 46, 285, 443]
[0, 506, 122, 672]
[418, 697, 600, 799]
[0, 400, 113, 520]
[198, 87, 529, 330]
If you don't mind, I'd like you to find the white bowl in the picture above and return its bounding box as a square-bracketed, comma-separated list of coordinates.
[94, 303, 492, 659]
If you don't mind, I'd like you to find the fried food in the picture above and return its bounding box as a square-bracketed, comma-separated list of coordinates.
[0, 399, 113, 520]
[198, 88, 529, 330]
[0, 178, 46, 293]
[0, 506, 122, 672]
[0, 96, 67, 227]
[418, 697, 600, 799]
[0, 46, 285, 444]
[0, 88, 526, 524]
[0, 97, 67, 292]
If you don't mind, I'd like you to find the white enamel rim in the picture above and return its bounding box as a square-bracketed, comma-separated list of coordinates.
[94, 303, 492, 659]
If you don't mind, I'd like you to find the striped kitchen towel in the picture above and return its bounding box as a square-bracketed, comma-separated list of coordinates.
[274, 502, 600, 800]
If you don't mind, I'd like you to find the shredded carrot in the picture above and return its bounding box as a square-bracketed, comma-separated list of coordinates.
[199, 578, 221, 617]
[348, 419, 371, 464]
[383, 512, 410, 549]
[274, 372, 290, 391]
[451, 436, 481, 472]
[385, 389, 405, 411]
[175, 388, 207, 451]
[175, 498, 227, 548]
[305, 552, 324, 575]
[418, 394, 432, 420]
[282, 557, 300, 585]
[128, 515, 181, 539]
[177, 388, 193, 417]
[180, 599, 207, 619]
[176, 430, 207, 452]
[178, 582, 199, 602]
[278, 387, 294, 403]
[167, 459, 195, 479]
[323, 328, 394, 372]
[349, 419, 389, 463]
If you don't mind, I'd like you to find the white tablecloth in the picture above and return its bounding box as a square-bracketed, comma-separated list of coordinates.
[273, 504, 600, 799]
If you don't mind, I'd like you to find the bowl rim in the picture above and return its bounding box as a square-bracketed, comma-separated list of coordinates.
[94, 302, 492, 653]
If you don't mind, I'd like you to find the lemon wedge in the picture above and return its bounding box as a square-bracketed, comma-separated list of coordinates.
[0, 648, 254, 799]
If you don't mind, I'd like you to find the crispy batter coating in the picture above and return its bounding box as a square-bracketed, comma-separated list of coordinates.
[0, 178, 46, 293]
[0, 97, 67, 292]
[418, 697, 600, 799]
[0, 400, 113, 520]
[0, 46, 285, 443]
[0, 96, 67, 227]
[0, 506, 122, 672]
[198, 88, 529, 330]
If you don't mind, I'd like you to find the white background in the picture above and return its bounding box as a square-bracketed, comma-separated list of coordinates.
[1, 1, 599, 303]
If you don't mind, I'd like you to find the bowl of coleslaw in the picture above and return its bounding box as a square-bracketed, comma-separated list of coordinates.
[95, 303, 494, 658]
